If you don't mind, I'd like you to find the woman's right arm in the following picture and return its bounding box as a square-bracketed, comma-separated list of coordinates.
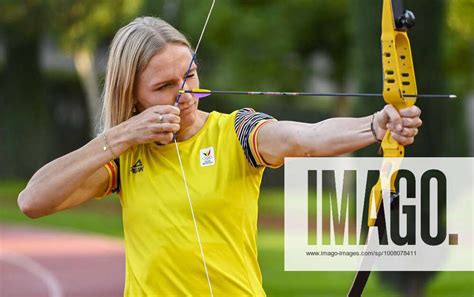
[18, 105, 180, 218]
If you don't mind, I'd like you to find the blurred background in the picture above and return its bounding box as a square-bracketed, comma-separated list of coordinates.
[0, 0, 472, 296]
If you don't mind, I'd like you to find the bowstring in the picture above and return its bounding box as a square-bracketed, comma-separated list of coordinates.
[173, 1, 216, 296]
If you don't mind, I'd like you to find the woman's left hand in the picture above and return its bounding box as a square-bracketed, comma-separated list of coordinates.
[373, 104, 422, 145]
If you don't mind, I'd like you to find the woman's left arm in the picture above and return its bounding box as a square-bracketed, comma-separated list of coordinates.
[257, 105, 422, 167]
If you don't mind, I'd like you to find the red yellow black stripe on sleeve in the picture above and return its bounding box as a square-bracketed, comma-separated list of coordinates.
[234, 108, 276, 167]
[102, 160, 119, 196]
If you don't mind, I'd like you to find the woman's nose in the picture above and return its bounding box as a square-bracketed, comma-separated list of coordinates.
[178, 91, 193, 106]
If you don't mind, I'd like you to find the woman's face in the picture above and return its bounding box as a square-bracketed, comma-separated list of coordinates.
[135, 43, 200, 130]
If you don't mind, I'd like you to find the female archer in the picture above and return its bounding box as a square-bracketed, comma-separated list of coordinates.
[18, 17, 422, 296]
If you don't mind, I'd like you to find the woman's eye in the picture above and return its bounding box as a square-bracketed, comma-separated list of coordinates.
[155, 73, 195, 91]
[157, 84, 169, 91]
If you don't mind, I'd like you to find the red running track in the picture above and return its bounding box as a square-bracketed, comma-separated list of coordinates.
[0, 224, 125, 297]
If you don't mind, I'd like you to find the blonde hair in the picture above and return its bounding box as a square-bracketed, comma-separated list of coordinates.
[100, 16, 191, 132]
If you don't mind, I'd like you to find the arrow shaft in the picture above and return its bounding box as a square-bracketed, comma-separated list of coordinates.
[181, 89, 455, 99]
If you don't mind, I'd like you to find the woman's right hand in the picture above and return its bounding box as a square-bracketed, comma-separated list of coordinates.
[120, 105, 181, 147]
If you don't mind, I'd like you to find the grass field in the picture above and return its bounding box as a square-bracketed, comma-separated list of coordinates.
[1, 180, 472, 296]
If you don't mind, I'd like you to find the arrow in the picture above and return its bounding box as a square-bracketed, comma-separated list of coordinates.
[179, 88, 456, 99]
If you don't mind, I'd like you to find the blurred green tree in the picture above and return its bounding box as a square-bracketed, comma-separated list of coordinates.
[0, 0, 144, 177]
[48, 0, 143, 133]
[445, 0, 474, 94]
[444, 0, 474, 156]
[0, 0, 51, 178]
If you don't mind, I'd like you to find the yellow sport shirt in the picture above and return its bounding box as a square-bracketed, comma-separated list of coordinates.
[103, 109, 275, 296]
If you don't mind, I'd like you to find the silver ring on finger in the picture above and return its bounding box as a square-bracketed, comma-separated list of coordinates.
[414, 128, 419, 136]
[157, 114, 164, 123]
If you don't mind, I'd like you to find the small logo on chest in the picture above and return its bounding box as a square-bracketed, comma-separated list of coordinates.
[131, 159, 144, 174]
[200, 147, 215, 167]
